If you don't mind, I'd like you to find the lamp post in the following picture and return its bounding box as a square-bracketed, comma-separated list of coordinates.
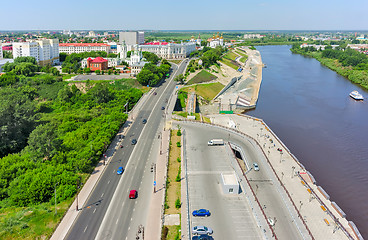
[291, 166, 296, 178]
[153, 164, 157, 193]
[54, 183, 58, 215]
[279, 152, 283, 163]
[299, 201, 303, 212]
[281, 172, 284, 184]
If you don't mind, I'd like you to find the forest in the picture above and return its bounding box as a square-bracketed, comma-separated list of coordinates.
[0, 57, 143, 210]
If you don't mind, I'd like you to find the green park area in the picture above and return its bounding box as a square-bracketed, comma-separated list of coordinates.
[187, 70, 217, 85]
[182, 82, 224, 102]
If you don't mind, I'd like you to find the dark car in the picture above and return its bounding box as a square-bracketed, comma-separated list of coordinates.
[120, 144, 124, 148]
[154, 92, 157, 95]
[161, 106, 165, 110]
[192, 209, 211, 217]
[131, 139, 137, 145]
[142, 119, 147, 124]
[117, 167, 124, 175]
[192, 235, 212, 240]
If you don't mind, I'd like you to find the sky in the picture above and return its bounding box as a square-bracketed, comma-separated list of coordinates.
[1, 0, 368, 31]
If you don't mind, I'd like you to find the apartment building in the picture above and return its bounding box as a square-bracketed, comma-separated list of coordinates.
[119, 31, 145, 45]
[59, 43, 111, 54]
[12, 39, 60, 66]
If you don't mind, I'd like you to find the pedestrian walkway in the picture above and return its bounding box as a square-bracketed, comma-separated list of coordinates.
[210, 114, 362, 240]
[50, 90, 152, 240]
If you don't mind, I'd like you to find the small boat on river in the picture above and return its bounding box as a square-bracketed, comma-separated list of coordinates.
[349, 91, 364, 100]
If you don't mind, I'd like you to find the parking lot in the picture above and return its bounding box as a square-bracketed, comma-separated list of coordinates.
[185, 124, 263, 240]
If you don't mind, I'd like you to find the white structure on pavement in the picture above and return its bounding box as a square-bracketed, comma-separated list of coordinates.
[221, 172, 239, 194]
[12, 39, 59, 66]
[59, 43, 111, 54]
[139, 42, 196, 59]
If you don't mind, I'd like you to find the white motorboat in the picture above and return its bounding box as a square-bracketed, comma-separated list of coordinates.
[350, 91, 364, 100]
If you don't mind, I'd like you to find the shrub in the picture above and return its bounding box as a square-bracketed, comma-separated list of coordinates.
[176, 141, 181, 147]
[177, 157, 181, 162]
[175, 167, 181, 182]
[177, 129, 182, 136]
[161, 226, 169, 240]
[175, 198, 181, 208]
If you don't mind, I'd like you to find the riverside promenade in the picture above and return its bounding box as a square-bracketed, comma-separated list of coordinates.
[209, 114, 363, 240]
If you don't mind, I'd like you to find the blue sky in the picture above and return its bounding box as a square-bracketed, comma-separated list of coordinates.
[1, 0, 367, 30]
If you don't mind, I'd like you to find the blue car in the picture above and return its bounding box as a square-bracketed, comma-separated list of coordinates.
[117, 167, 124, 175]
[192, 209, 210, 217]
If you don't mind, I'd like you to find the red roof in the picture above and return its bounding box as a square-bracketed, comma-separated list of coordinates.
[59, 43, 109, 47]
[87, 57, 93, 61]
[90, 57, 107, 63]
[144, 42, 169, 45]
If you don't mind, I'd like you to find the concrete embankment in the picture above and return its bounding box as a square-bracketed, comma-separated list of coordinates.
[209, 113, 363, 240]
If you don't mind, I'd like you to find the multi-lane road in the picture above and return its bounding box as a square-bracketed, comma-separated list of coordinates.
[65, 60, 188, 240]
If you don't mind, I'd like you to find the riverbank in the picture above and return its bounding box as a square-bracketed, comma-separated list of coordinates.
[290, 48, 368, 91]
[209, 113, 363, 240]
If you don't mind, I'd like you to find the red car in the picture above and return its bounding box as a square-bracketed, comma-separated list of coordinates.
[129, 190, 137, 199]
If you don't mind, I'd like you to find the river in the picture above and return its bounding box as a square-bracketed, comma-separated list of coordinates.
[247, 45, 368, 238]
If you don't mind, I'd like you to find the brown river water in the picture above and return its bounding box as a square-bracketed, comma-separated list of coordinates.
[247, 45, 368, 238]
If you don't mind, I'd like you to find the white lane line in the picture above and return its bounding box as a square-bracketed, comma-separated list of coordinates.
[125, 237, 128, 240]
[133, 208, 135, 212]
[128, 226, 130, 231]
[84, 225, 88, 232]
[116, 218, 119, 224]
[101, 193, 104, 198]
[93, 208, 96, 214]
[108, 180, 110, 184]
[131, 217, 133, 221]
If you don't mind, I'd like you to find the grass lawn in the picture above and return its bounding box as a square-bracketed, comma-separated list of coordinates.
[0, 198, 74, 239]
[173, 111, 188, 118]
[182, 82, 224, 102]
[162, 225, 181, 240]
[235, 49, 248, 57]
[223, 51, 238, 61]
[186, 70, 217, 85]
[165, 130, 181, 215]
[220, 58, 239, 70]
[169, 60, 182, 65]
[203, 116, 211, 123]
[62, 74, 76, 80]
[240, 56, 248, 63]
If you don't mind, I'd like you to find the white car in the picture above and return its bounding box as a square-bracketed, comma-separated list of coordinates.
[192, 226, 213, 235]
[253, 163, 260, 171]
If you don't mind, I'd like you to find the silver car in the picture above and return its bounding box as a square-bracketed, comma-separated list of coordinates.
[253, 163, 260, 171]
[192, 226, 213, 235]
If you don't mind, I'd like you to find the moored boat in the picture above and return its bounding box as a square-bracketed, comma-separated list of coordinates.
[350, 91, 364, 100]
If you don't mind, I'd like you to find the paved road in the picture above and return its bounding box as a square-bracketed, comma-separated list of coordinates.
[65, 60, 188, 240]
[180, 122, 309, 240]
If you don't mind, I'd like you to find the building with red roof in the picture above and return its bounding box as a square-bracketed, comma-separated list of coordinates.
[86, 57, 108, 71]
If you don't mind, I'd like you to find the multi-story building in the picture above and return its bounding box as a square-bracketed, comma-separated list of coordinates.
[119, 31, 145, 45]
[244, 34, 263, 39]
[12, 39, 59, 66]
[139, 42, 196, 59]
[84, 57, 108, 71]
[81, 57, 121, 69]
[59, 43, 111, 54]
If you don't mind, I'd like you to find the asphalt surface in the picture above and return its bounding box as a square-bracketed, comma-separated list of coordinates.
[65, 60, 188, 240]
[180, 122, 308, 240]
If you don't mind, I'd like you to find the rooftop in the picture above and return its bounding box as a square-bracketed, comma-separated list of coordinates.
[60, 43, 110, 47]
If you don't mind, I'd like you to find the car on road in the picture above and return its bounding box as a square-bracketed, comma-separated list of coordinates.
[142, 119, 147, 124]
[129, 190, 137, 199]
[154, 92, 157, 95]
[192, 235, 212, 240]
[131, 139, 137, 145]
[253, 163, 260, 171]
[192, 209, 211, 217]
[192, 226, 213, 235]
[161, 106, 165, 110]
[117, 167, 124, 175]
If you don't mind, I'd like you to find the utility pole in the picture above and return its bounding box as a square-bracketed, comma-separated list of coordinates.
[154, 164, 157, 193]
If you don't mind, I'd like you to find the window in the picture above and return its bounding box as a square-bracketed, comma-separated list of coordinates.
[229, 188, 233, 193]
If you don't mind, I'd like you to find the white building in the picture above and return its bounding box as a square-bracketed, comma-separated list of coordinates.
[59, 43, 111, 54]
[139, 42, 196, 59]
[88, 31, 96, 37]
[119, 31, 145, 45]
[208, 33, 224, 48]
[12, 39, 60, 66]
[0, 43, 2, 59]
[244, 34, 263, 39]
[116, 44, 148, 75]
[221, 173, 239, 194]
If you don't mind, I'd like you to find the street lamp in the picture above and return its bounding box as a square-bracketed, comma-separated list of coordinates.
[291, 166, 295, 178]
[279, 152, 283, 163]
[299, 201, 303, 212]
[281, 172, 284, 184]
[54, 183, 59, 215]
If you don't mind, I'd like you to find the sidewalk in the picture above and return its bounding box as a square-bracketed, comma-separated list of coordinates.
[210, 114, 362, 240]
[50, 90, 152, 240]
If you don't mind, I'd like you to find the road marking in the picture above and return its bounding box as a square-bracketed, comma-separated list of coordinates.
[101, 193, 104, 198]
[108, 180, 110, 184]
[116, 218, 119, 224]
[84, 225, 88, 232]
[131, 217, 133, 221]
[133, 208, 135, 212]
[128, 226, 130, 230]
[93, 208, 96, 214]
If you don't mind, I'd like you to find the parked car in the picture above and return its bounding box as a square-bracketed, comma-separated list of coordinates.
[192, 226, 213, 235]
[142, 119, 147, 124]
[117, 167, 124, 175]
[192, 209, 211, 217]
[131, 139, 137, 145]
[253, 163, 260, 171]
[192, 235, 212, 240]
[154, 92, 157, 95]
[120, 144, 124, 148]
[161, 106, 165, 110]
[129, 190, 137, 199]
